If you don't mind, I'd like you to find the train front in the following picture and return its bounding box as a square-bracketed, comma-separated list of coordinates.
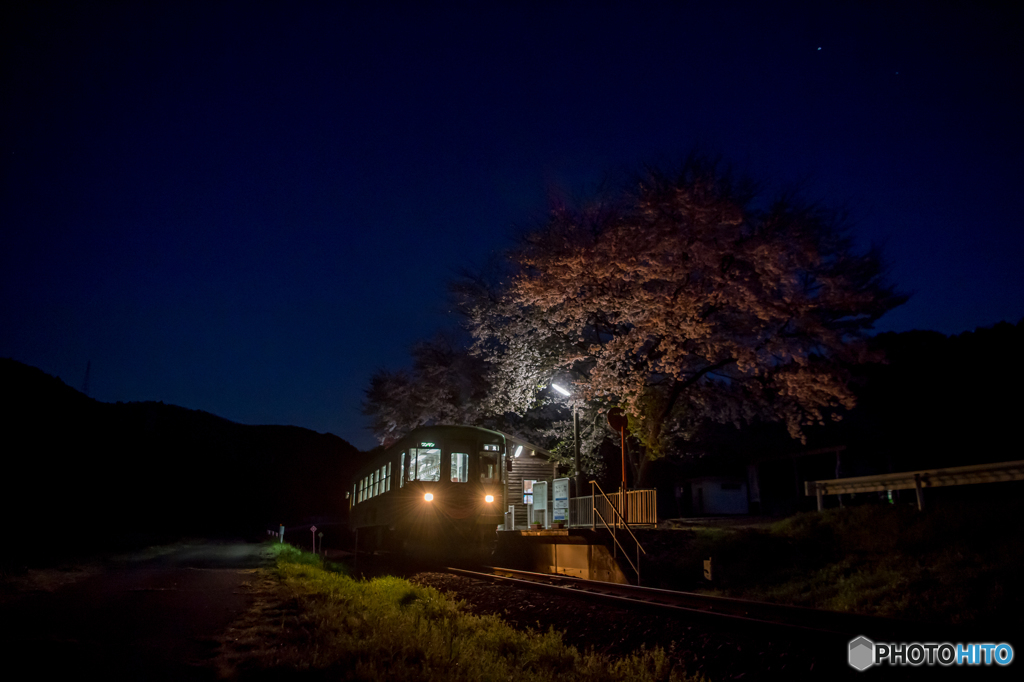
[397, 436, 504, 559]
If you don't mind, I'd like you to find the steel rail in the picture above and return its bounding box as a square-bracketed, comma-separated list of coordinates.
[445, 566, 939, 640]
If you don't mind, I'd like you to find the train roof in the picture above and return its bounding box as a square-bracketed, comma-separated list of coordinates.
[355, 424, 556, 476]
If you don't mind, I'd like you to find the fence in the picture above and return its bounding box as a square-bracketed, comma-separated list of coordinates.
[805, 459, 1024, 511]
[569, 488, 657, 528]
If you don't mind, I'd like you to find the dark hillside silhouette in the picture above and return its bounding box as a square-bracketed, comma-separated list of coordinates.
[1, 359, 364, 566]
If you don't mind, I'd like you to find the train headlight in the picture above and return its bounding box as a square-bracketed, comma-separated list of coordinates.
[485, 494, 494, 503]
[424, 492, 434, 502]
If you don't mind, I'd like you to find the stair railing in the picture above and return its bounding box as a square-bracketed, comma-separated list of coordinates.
[590, 480, 647, 584]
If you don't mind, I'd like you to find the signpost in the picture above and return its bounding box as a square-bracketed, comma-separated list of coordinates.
[533, 480, 548, 528]
[553, 477, 569, 524]
[310, 525, 317, 553]
[607, 408, 628, 493]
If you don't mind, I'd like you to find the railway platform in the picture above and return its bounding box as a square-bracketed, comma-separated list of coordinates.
[494, 528, 638, 584]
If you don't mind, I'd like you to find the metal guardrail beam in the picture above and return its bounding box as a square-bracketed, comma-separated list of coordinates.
[804, 459, 1024, 510]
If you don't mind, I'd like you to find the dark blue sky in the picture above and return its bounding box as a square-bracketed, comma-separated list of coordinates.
[3, 2, 1022, 450]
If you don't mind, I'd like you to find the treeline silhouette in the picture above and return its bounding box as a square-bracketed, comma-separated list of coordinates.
[642, 320, 1024, 516]
[844, 320, 1024, 472]
[1, 359, 364, 566]
[3, 321, 1021, 563]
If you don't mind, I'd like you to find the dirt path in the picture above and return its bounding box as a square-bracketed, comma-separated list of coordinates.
[0, 541, 272, 680]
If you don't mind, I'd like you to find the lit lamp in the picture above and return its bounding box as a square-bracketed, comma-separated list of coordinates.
[551, 383, 583, 496]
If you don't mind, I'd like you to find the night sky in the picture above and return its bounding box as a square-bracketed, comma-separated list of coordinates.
[3, 2, 1022, 451]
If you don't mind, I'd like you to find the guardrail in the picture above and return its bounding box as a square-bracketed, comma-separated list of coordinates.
[570, 489, 657, 528]
[587, 481, 647, 584]
[804, 459, 1024, 511]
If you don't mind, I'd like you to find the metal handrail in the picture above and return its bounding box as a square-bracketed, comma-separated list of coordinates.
[592, 506, 641, 580]
[590, 481, 646, 550]
[590, 480, 646, 583]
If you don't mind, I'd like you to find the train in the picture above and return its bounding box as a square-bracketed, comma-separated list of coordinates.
[349, 425, 555, 557]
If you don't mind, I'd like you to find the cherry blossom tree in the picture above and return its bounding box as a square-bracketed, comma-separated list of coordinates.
[362, 332, 489, 447]
[465, 159, 906, 484]
[361, 322, 609, 479]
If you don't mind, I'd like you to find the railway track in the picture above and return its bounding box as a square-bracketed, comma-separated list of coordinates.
[446, 566, 935, 641]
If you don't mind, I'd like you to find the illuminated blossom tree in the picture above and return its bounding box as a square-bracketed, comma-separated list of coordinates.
[362, 332, 488, 447]
[361, 319, 610, 479]
[466, 159, 906, 483]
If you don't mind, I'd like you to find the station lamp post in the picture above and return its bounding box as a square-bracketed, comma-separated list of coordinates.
[551, 383, 583, 496]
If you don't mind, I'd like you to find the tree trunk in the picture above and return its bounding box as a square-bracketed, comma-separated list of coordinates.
[637, 453, 656, 489]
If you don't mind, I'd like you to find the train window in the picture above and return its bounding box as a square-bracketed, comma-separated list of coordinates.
[400, 452, 406, 487]
[451, 453, 469, 482]
[386, 462, 392, 492]
[408, 447, 441, 482]
[479, 452, 499, 482]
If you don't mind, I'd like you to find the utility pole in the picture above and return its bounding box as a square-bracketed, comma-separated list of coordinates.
[552, 383, 584, 496]
[573, 405, 582, 496]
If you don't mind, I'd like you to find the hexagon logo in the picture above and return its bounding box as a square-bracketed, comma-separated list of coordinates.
[849, 636, 875, 671]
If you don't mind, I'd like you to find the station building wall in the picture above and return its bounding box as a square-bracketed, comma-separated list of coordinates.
[507, 453, 559, 529]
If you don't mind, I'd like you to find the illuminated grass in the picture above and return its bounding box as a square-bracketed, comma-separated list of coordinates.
[218, 545, 704, 681]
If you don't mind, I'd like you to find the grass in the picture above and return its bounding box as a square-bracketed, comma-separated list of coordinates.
[653, 499, 1023, 626]
[218, 543, 706, 681]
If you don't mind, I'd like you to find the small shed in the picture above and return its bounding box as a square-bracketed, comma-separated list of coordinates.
[690, 476, 749, 515]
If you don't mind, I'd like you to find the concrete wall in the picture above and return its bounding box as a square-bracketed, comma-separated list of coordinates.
[494, 530, 631, 584]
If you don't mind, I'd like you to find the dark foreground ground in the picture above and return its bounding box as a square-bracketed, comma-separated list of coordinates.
[0, 541, 271, 680]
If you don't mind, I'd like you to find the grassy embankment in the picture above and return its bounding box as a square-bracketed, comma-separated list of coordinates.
[217, 543, 705, 681]
[657, 499, 1022, 627]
